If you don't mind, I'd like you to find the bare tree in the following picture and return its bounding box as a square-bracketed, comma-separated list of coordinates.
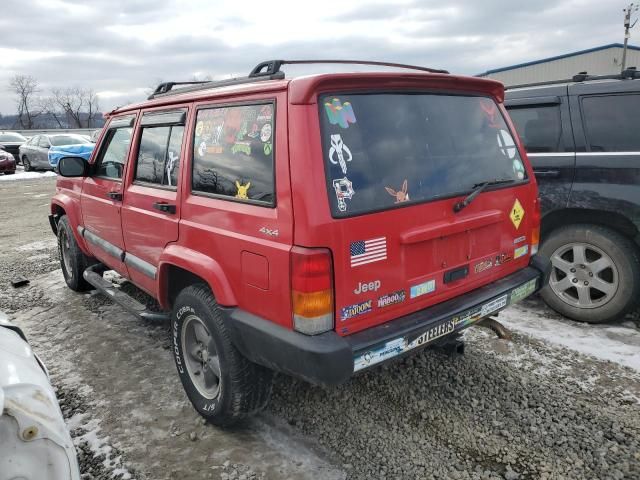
[9, 75, 41, 129]
[51, 87, 101, 128]
[39, 96, 65, 128]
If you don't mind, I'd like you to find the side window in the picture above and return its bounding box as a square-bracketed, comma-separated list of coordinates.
[95, 128, 133, 180]
[192, 103, 275, 205]
[507, 105, 562, 153]
[582, 94, 640, 152]
[30, 136, 39, 145]
[135, 125, 184, 187]
[39, 136, 51, 148]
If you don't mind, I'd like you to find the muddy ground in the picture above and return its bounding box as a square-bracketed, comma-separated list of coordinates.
[1, 174, 639, 480]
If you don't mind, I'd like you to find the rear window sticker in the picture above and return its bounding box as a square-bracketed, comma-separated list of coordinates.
[324, 98, 357, 128]
[195, 121, 204, 137]
[510, 199, 525, 229]
[341, 299, 372, 321]
[514, 244, 529, 259]
[333, 177, 355, 212]
[514, 235, 526, 244]
[263, 142, 273, 156]
[235, 180, 251, 199]
[231, 142, 251, 156]
[377, 290, 406, 308]
[350, 237, 387, 267]
[513, 158, 525, 179]
[385, 179, 409, 203]
[260, 123, 272, 143]
[224, 108, 244, 144]
[257, 105, 273, 122]
[479, 98, 500, 128]
[474, 259, 493, 274]
[197, 141, 207, 158]
[248, 123, 260, 138]
[410, 279, 436, 299]
[236, 121, 248, 141]
[329, 134, 353, 174]
[497, 129, 517, 159]
[354, 280, 381, 295]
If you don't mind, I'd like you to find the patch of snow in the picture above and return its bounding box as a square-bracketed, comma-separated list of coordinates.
[0, 171, 56, 181]
[499, 304, 640, 373]
[15, 240, 57, 252]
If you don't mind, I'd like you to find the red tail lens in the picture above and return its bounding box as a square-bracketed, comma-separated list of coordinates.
[291, 247, 334, 335]
[531, 197, 541, 254]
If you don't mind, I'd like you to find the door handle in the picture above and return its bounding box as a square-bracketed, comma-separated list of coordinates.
[107, 191, 123, 201]
[153, 202, 176, 214]
[533, 169, 560, 178]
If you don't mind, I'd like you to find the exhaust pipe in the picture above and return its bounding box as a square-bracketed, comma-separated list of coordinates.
[476, 317, 512, 340]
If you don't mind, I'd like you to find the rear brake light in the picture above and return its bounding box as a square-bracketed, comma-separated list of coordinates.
[531, 197, 541, 255]
[291, 247, 334, 335]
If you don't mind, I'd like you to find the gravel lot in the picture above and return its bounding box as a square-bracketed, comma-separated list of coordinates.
[1, 173, 639, 480]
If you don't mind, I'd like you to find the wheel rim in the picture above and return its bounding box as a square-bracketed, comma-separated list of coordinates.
[23, 158, 30, 171]
[181, 314, 220, 399]
[549, 242, 618, 309]
[59, 228, 73, 279]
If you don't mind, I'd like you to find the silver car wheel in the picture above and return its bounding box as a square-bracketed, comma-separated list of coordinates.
[59, 228, 73, 279]
[181, 314, 221, 399]
[549, 242, 618, 309]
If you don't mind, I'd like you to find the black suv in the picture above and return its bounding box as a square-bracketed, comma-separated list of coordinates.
[505, 69, 640, 323]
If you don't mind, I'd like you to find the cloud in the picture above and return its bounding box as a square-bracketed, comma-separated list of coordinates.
[0, 0, 631, 114]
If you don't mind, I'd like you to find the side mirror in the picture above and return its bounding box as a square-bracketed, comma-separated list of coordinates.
[57, 156, 88, 177]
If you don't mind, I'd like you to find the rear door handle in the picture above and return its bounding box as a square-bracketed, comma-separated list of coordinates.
[533, 169, 560, 178]
[153, 202, 176, 214]
[107, 191, 123, 201]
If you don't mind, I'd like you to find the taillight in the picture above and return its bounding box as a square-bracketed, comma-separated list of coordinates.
[291, 246, 334, 335]
[531, 197, 541, 255]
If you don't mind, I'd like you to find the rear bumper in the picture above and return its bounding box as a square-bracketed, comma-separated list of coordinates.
[223, 254, 551, 386]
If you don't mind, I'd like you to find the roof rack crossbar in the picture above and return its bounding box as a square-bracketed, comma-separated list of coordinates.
[506, 66, 640, 90]
[250, 59, 449, 76]
[148, 59, 448, 100]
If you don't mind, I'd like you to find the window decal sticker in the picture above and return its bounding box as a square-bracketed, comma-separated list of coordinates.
[332, 177, 355, 212]
[324, 98, 356, 128]
[235, 180, 251, 199]
[498, 129, 517, 159]
[479, 98, 500, 128]
[260, 123, 272, 143]
[513, 158, 525, 179]
[350, 237, 387, 268]
[231, 142, 251, 156]
[328, 134, 353, 174]
[385, 179, 409, 203]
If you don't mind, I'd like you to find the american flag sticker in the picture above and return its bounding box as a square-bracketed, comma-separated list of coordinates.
[350, 237, 387, 267]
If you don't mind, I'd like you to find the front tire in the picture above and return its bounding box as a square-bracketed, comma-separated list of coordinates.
[57, 216, 93, 291]
[540, 224, 640, 323]
[171, 284, 273, 427]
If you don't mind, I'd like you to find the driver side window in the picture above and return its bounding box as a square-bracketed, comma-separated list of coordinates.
[95, 127, 133, 180]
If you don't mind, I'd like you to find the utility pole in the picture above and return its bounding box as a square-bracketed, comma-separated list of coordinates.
[622, 3, 638, 72]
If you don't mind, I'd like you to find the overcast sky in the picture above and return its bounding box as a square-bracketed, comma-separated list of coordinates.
[0, 0, 633, 114]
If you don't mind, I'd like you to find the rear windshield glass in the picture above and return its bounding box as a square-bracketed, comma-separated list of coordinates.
[0, 133, 26, 142]
[50, 135, 87, 146]
[319, 93, 527, 217]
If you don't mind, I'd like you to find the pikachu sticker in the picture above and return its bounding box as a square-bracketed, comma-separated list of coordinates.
[235, 180, 251, 199]
[385, 180, 410, 203]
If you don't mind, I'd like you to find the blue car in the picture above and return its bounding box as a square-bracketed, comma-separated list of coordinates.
[48, 141, 94, 169]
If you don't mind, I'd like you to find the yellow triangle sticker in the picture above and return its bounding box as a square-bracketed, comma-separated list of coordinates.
[510, 199, 525, 229]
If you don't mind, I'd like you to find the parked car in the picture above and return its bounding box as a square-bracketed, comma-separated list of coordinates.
[50, 59, 550, 426]
[89, 129, 102, 143]
[49, 143, 95, 169]
[19, 134, 91, 172]
[0, 131, 26, 162]
[0, 312, 81, 479]
[0, 146, 16, 175]
[505, 68, 640, 324]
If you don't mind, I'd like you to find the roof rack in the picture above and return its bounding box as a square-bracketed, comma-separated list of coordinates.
[506, 67, 640, 90]
[148, 59, 448, 100]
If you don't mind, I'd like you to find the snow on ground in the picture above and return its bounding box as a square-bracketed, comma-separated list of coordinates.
[0, 171, 56, 181]
[499, 302, 640, 373]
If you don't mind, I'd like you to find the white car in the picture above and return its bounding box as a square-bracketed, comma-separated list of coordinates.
[0, 312, 80, 480]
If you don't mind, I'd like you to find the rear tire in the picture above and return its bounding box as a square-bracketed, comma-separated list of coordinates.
[4, 171, 14, 175]
[57, 216, 93, 292]
[23, 156, 32, 172]
[171, 284, 273, 427]
[540, 224, 640, 323]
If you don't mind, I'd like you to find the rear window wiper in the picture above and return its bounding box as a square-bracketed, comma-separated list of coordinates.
[453, 178, 514, 213]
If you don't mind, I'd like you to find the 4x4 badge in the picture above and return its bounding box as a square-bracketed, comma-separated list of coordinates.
[329, 134, 353, 174]
[333, 177, 355, 212]
[510, 199, 525, 229]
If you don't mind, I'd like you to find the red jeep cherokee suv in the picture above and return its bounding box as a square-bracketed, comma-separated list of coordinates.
[50, 60, 550, 426]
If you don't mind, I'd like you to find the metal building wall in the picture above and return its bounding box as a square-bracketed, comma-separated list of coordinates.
[482, 46, 640, 86]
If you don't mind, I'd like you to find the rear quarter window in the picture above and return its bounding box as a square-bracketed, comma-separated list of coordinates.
[507, 105, 563, 153]
[581, 94, 640, 152]
[319, 93, 527, 217]
[191, 103, 275, 205]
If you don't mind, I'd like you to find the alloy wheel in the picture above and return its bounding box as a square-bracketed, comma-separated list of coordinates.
[181, 314, 221, 399]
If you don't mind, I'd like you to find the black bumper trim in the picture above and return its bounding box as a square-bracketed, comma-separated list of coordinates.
[223, 254, 550, 386]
